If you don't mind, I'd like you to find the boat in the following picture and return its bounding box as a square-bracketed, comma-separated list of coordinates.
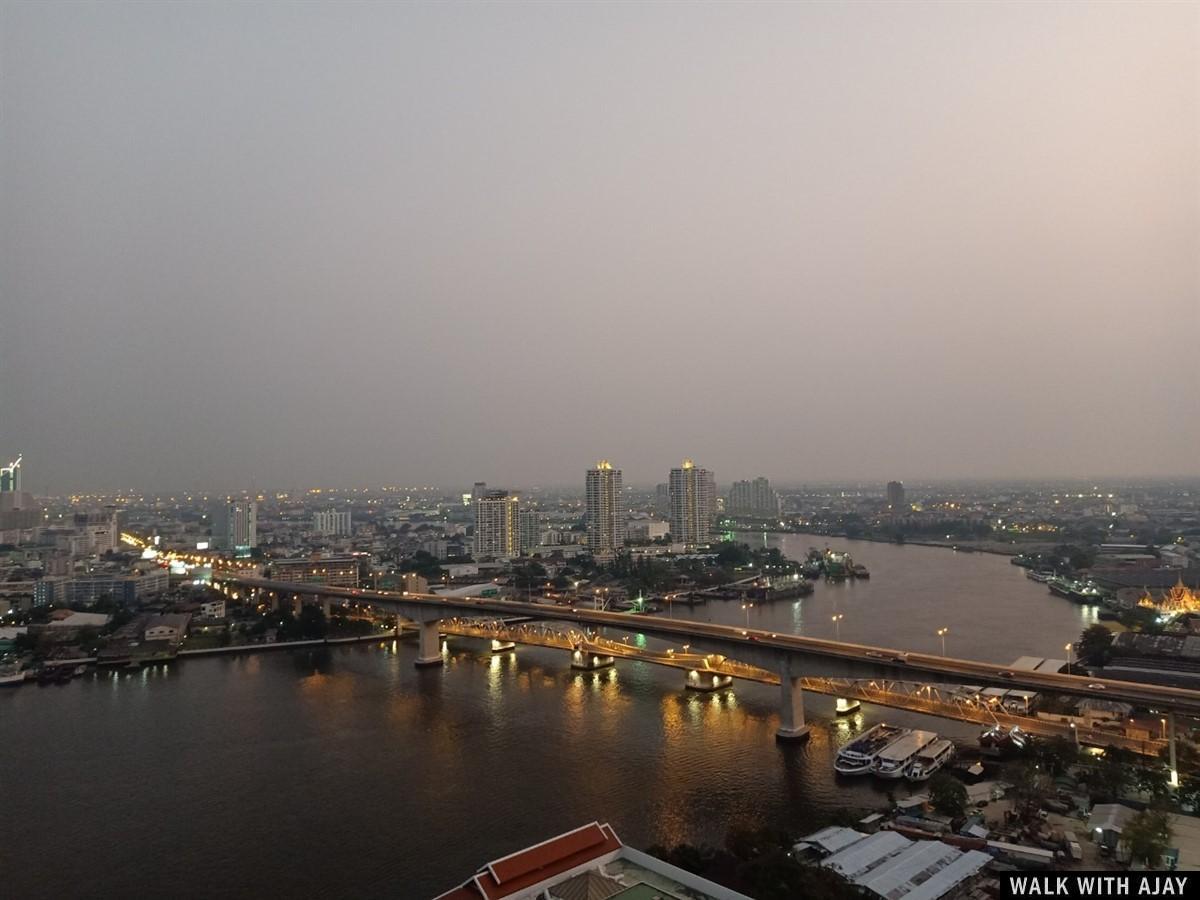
[835, 697, 862, 715]
[0, 660, 26, 686]
[979, 724, 1029, 754]
[834, 724, 909, 775]
[1026, 570, 1053, 583]
[1046, 577, 1075, 600]
[872, 730, 938, 779]
[851, 565, 870, 579]
[906, 738, 956, 782]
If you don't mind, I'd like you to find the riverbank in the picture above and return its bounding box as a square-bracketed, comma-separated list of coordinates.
[776, 529, 1057, 558]
[177, 630, 398, 658]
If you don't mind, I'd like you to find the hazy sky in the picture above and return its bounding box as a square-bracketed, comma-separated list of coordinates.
[2, 1, 1197, 493]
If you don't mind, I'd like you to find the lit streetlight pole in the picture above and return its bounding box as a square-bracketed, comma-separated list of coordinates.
[1065, 642, 1074, 675]
[832, 613, 844, 641]
[741, 602, 754, 629]
[937, 627, 949, 657]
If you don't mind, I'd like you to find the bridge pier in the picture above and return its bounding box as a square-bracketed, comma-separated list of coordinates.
[777, 657, 811, 742]
[571, 647, 614, 670]
[415, 619, 443, 667]
[686, 669, 732, 692]
[321, 596, 332, 618]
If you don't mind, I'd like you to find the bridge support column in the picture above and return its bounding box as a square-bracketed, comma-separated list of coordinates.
[1169, 711, 1179, 788]
[776, 657, 811, 742]
[415, 619, 443, 667]
[571, 647, 614, 670]
[321, 597, 332, 618]
[686, 669, 732, 692]
[269, 594, 279, 612]
[292, 596, 302, 615]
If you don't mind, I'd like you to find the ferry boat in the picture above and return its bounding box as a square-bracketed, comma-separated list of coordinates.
[834, 724, 909, 776]
[1026, 570, 1053, 583]
[872, 729, 938, 779]
[906, 738, 956, 782]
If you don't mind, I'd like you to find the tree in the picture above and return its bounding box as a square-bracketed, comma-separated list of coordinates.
[1006, 761, 1054, 819]
[1088, 745, 1136, 802]
[1034, 735, 1081, 777]
[929, 773, 968, 818]
[1122, 807, 1173, 868]
[1133, 765, 1172, 802]
[1078, 624, 1114, 665]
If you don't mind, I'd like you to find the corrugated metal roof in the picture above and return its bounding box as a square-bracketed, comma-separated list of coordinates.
[894, 850, 992, 900]
[822, 831, 910, 878]
[797, 826, 867, 855]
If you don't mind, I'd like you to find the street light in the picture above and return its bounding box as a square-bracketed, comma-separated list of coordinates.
[1161, 718, 1168, 741]
[832, 613, 844, 641]
[742, 602, 754, 628]
[1065, 642, 1074, 675]
[936, 627, 949, 657]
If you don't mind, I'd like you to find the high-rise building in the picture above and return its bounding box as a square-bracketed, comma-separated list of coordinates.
[73, 508, 120, 554]
[585, 460, 625, 553]
[312, 507, 352, 536]
[728, 477, 779, 518]
[472, 482, 487, 504]
[211, 500, 257, 551]
[886, 481, 906, 511]
[654, 483, 671, 518]
[474, 490, 520, 558]
[669, 459, 716, 547]
[518, 508, 541, 554]
[0, 454, 21, 493]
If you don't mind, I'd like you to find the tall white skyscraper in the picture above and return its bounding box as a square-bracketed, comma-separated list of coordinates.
[585, 460, 624, 553]
[474, 490, 520, 558]
[669, 459, 715, 547]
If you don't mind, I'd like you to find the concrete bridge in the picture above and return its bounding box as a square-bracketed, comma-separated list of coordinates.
[213, 573, 1200, 764]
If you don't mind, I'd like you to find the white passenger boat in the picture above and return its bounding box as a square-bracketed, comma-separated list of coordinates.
[872, 730, 938, 778]
[905, 737, 955, 782]
[834, 724, 909, 776]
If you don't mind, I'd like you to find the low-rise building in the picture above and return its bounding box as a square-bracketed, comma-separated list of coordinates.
[435, 821, 748, 900]
[143, 613, 191, 644]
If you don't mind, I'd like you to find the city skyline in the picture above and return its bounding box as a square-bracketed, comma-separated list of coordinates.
[2, 1, 1196, 492]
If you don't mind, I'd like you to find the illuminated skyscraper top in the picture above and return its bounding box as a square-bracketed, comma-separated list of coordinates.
[1, 455, 22, 493]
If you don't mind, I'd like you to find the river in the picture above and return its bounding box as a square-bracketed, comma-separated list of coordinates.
[3, 538, 1098, 899]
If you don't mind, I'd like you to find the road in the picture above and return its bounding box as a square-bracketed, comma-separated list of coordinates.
[217, 573, 1200, 716]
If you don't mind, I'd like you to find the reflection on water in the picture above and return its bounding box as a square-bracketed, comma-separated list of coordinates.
[3, 540, 1088, 900]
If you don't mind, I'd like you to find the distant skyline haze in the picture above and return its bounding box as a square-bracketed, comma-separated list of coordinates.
[2, 1, 1197, 492]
